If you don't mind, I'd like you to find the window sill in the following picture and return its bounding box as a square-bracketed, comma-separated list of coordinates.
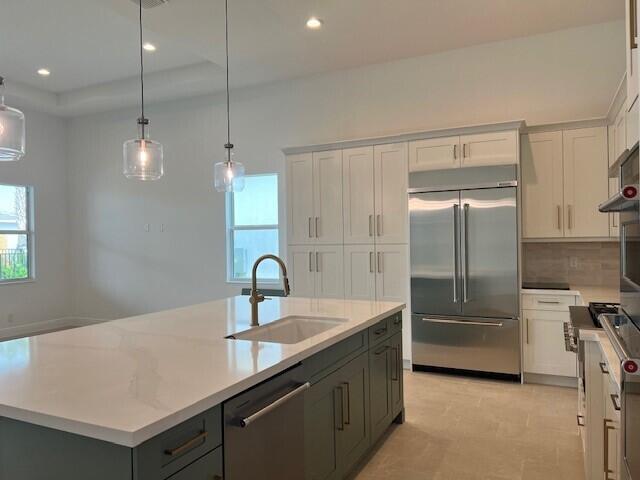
[0, 278, 35, 286]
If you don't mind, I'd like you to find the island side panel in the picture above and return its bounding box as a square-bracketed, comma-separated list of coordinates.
[0, 417, 133, 480]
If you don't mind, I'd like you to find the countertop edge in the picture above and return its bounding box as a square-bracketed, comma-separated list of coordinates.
[0, 303, 405, 447]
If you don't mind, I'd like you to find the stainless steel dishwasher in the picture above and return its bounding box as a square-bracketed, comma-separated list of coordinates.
[223, 365, 309, 479]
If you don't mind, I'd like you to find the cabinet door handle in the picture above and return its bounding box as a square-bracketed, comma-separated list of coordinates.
[376, 214, 382, 237]
[334, 386, 345, 431]
[463, 143, 468, 158]
[375, 344, 390, 355]
[604, 418, 616, 477]
[557, 205, 562, 230]
[315, 217, 320, 238]
[309, 252, 314, 272]
[611, 393, 621, 412]
[538, 300, 561, 305]
[453, 144, 458, 160]
[164, 431, 208, 457]
[631, 0, 638, 49]
[391, 347, 399, 381]
[369, 251, 374, 273]
[308, 217, 313, 238]
[599, 362, 610, 375]
[377, 252, 383, 273]
[341, 382, 351, 426]
[567, 205, 573, 230]
[525, 317, 530, 344]
[316, 252, 320, 272]
[369, 214, 374, 237]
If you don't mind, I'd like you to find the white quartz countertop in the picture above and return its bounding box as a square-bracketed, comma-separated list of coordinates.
[521, 285, 620, 304]
[0, 296, 404, 447]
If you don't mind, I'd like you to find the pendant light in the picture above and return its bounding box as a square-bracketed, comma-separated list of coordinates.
[0, 77, 26, 162]
[123, 0, 163, 181]
[214, 0, 245, 192]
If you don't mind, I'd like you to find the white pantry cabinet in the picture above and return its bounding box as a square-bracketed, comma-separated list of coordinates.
[286, 151, 343, 246]
[408, 130, 517, 172]
[521, 131, 564, 239]
[374, 143, 409, 244]
[521, 127, 609, 239]
[343, 147, 376, 245]
[563, 127, 610, 238]
[287, 245, 344, 299]
[343, 244, 409, 303]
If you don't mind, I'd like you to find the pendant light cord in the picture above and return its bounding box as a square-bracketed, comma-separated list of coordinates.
[225, 0, 232, 161]
[139, 0, 146, 129]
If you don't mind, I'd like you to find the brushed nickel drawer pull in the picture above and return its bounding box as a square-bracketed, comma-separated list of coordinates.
[538, 300, 561, 305]
[342, 382, 351, 426]
[374, 345, 390, 355]
[453, 144, 458, 159]
[611, 393, 621, 412]
[315, 217, 320, 238]
[557, 205, 562, 230]
[374, 326, 388, 335]
[376, 214, 382, 236]
[308, 217, 313, 238]
[164, 431, 208, 457]
[369, 214, 374, 237]
[599, 362, 610, 375]
[377, 252, 383, 273]
[369, 251, 374, 273]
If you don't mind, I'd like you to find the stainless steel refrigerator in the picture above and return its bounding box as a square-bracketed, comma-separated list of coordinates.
[409, 182, 520, 376]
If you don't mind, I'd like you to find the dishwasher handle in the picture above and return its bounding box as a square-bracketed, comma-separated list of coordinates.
[236, 382, 311, 428]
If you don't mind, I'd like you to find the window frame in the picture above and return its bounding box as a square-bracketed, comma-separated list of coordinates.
[0, 183, 35, 285]
[225, 173, 280, 284]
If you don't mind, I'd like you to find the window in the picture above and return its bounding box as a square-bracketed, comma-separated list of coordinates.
[0, 184, 33, 283]
[226, 174, 279, 282]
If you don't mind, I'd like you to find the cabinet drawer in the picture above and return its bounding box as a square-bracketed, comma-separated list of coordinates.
[304, 330, 368, 383]
[166, 447, 223, 480]
[369, 317, 391, 346]
[522, 294, 576, 312]
[135, 405, 222, 480]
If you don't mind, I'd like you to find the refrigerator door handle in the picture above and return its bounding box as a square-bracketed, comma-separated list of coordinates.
[453, 204, 459, 303]
[462, 203, 470, 303]
[421, 317, 504, 328]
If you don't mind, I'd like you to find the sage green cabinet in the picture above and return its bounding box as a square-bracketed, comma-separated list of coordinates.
[166, 447, 222, 480]
[305, 352, 370, 480]
[370, 333, 404, 444]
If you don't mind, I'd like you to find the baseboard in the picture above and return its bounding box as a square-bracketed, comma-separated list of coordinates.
[0, 317, 107, 341]
[523, 372, 578, 388]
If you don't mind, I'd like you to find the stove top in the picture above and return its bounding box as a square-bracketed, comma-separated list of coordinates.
[588, 302, 620, 327]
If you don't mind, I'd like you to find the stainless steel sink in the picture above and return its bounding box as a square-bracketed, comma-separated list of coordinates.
[227, 316, 348, 344]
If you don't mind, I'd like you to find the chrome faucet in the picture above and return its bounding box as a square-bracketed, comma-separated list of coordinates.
[249, 254, 290, 327]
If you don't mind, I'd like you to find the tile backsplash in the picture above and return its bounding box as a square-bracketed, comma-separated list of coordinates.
[522, 242, 619, 287]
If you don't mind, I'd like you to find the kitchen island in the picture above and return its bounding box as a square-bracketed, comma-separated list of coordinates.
[0, 296, 405, 480]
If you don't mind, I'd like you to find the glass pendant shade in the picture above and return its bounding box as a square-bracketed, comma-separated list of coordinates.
[214, 150, 245, 192]
[0, 80, 26, 162]
[123, 120, 163, 181]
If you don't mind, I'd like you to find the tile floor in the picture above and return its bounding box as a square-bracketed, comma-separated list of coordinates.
[352, 371, 584, 480]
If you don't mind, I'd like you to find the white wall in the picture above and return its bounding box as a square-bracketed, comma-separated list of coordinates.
[0, 109, 70, 329]
[66, 21, 625, 321]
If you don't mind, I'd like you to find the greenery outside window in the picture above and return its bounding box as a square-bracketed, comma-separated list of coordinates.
[0, 184, 33, 283]
[226, 174, 279, 283]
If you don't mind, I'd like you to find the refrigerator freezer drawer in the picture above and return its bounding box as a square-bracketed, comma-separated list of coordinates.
[411, 315, 520, 375]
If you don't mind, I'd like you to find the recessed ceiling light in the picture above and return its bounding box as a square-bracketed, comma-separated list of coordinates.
[306, 17, 323, 29]
[143, 42, 157, 52]
[37, 68, 51, 77]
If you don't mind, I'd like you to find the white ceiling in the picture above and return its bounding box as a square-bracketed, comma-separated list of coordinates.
[0, 0, 624, 112]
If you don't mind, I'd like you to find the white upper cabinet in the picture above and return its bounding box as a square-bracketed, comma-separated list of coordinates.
[313, 150, 344, 244]
[628, 95, 639, 149]
[343, 147, 375, 244]
[459, 131, 518, 168]
[562, 127, 609, 238]
[615, 106, 627, 162]
[374, 143, 408, 245]
[286, 153, 315, 245]
[408, 136, 459, 172]
[521, 131, 564, 239]
[626, 0, 639, 112]
[343, 244, 376, 300]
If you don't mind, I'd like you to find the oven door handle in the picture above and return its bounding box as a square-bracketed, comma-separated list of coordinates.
[600, 314, 633, 361]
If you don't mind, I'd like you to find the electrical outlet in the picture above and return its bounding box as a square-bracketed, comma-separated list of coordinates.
[569, 256, 579, 269]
